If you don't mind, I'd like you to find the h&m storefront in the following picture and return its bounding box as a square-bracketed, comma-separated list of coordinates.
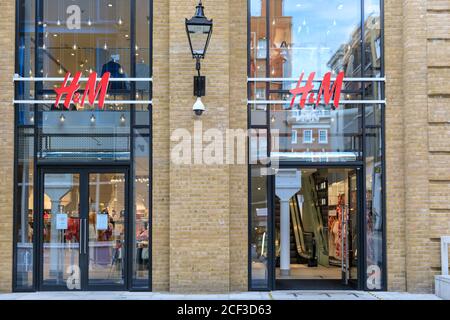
[11, 0, 386, 292]
[14, 0, 152, 291]
[248, 0, 385, 291]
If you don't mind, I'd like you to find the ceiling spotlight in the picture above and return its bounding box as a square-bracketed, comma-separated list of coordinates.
[56, 19, 61, 26]
[59, 114, 65, 123]
[120, 114, 126, 123]
[87, 19, 92, 26]
[73, 44, 77, 50]
[90, 114, 96, 123]
[108, 3, 113, 7]
[104, 43, 108, 50]
[118, 17, 123, 25]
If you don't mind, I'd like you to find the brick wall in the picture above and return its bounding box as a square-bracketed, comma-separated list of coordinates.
[164, 0, 248, 292]
[385, 0, 450, 293]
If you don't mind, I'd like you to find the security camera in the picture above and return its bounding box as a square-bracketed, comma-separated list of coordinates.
[193, 97, 205, 116]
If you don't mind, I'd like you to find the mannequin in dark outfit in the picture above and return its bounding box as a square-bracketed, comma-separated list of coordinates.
[101, 54, 130, 93]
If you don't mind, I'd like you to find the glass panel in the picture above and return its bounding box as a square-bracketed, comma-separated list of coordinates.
[17, 0, 35, 98]
[365, 126, 384, 290]
[187, 25, 210, 56]
[36, 105, 131, 161]
[15, 128, 34, 289]
[365, 104, 382, 127]
[42, 173, 80, 288]
[250, 128, 269, 165]
[269, 0, 361, 79]
[270, 104, 362, 162]
[40, 0, 131, 82]
[364, 0, 381, 77]
[135, 0, 151, 103]
[133, 129, 150, 288]
[250, 166, 269, 289]
[250, 0, 267, 78]
[348, 171, 359, 282]
[88, 172, 126, 285]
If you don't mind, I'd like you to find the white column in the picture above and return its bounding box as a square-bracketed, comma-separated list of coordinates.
[280, 199, 290, 276]
[275, 169, 301, 277]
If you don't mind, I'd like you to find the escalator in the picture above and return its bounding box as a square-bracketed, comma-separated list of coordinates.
[286, 174, 329, 267]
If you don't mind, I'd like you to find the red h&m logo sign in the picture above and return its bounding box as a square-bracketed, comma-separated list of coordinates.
[54, 71, 110, 109]
[289, 71, 344, 109]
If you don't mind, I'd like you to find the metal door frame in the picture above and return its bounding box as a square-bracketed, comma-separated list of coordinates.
[271, 164, 365, 291]
[36, 165, 130, 291]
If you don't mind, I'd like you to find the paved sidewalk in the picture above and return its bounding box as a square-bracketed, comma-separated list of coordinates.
[0, 291, 442, 300]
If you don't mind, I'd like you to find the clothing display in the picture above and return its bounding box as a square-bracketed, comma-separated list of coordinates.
[101, 59, 130, 92]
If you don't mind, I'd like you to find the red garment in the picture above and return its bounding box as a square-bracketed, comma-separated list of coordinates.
[66, 218, 80, 242]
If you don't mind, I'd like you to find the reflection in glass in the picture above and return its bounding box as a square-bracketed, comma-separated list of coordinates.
[365, 126, 383, 290]
[364, 0, 381, 77]
[133, 129, 150, 288]
[42, 173, 80, 287]
[250, 166, 269, 288]
[269, 0, 361, 79]
[36, 105, 131, 161]
[15, 128, 34, 289]
[88, 173, 126, 285]
[270, 104, 362, 162]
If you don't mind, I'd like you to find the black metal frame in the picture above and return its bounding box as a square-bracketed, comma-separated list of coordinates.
[247, 0, 387, 291]
[272, 164, 364, 291]
[185, 1, 213, 61]
[13, 0, 153, 292]
[36, 166, 130, 292]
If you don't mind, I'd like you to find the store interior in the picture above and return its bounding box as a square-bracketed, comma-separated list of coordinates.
[275, 168, 358, 283]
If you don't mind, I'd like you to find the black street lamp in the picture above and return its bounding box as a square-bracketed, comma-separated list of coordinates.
[185, 1, 213, 115]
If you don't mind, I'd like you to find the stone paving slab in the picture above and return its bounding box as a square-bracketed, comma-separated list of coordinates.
[0, 291, 442, 300]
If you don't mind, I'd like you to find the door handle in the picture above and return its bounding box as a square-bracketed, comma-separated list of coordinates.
[84, 218, 87, 254]
[79, 218, 83, 254]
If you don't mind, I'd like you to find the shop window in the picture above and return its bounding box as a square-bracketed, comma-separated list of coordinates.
[14, 0, 152, 291]
[249, 0, 385, 291]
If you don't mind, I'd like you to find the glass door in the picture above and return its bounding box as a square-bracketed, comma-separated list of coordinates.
[274, 167, 362, 290]
[39, 168, 128, 291]
[41, 172, 82, 290]
[86, 172, 127, 288]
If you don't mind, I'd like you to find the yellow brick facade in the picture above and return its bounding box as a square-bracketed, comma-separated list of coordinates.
[0, 0, 449, 293]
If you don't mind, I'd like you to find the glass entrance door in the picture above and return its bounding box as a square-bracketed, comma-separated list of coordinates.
[274, 167, 362, 290]
[39, 169, 128, 291]
[41, 173, 81, 289]
[87, 172, 126, 288]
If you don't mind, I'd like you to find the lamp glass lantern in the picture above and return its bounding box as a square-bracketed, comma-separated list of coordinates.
[185, 1, 213, 60]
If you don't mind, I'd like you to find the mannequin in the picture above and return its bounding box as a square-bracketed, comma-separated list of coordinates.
[101, 54, 129, 92]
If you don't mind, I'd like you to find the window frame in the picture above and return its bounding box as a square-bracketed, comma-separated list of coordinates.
[302, 129, 313, 144]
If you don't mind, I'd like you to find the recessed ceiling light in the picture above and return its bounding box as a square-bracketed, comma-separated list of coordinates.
[108, 3, 113, 7]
